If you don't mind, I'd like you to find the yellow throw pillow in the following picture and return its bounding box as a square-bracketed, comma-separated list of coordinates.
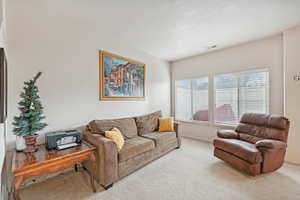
[159, 117, 174, 132]
[105, 128, 124, 152]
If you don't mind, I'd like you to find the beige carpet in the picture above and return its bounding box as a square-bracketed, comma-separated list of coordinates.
[18, 138, 300, 200]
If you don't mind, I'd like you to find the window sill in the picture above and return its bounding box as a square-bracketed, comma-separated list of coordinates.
[175, 120, 210, 126]
[213, 123, 236, 129]
[176, 120, 236, 129]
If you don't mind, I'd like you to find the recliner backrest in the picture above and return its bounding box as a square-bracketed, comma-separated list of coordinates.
[235, 113, 290, 144]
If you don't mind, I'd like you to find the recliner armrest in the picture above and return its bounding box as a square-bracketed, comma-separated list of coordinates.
[255, 139, 287, 149]
[217, 129, 238, 139]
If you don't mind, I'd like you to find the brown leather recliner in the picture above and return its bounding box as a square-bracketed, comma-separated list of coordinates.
[213, 113, 290, 176]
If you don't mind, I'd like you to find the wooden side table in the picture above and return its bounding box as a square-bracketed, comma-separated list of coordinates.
[11, 141, 97, 200]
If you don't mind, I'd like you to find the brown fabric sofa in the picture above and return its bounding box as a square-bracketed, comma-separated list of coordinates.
[213, 113, 290, 176]
[79, 111, 181, 189]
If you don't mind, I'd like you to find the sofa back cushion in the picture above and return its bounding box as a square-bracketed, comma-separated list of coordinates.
[88, 117, 138, 139]
[134, 111, 162, 136]
[235, 113, 290, 143]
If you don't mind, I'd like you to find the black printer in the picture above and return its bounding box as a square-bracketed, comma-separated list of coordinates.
[45, 130, 83, 150]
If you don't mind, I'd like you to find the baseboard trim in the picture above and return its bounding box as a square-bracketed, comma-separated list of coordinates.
[285, 161, 300, 166]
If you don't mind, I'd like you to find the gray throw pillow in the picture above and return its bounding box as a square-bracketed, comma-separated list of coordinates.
[134, 111, 162, 135]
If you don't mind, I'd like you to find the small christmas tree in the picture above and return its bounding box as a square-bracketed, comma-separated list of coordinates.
[13, 72, 47, 137]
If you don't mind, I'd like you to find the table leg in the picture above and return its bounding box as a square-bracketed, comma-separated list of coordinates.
[13, 176, 23, 200]
[89, 153, 97, 193]
[74, 163, 79, 172]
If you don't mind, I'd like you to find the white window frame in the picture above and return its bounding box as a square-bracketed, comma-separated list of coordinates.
[213, 68, 270, 126]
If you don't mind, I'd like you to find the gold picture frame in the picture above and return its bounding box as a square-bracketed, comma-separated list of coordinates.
[99, 51, 146, 100]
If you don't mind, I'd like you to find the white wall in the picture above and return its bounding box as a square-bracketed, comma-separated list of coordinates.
[0, 0, 2, 23]
[0, 0, 6, 195]
[283, 26, 300, 164]
[5, 1, 171, 144]
[171, 35, 284, 142]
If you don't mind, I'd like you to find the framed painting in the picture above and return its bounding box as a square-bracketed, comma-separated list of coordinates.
[99, 51, 146, 100]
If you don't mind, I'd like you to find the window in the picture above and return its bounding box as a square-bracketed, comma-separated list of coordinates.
[214, 69, 269, 125]
[175, 77, 209, 122]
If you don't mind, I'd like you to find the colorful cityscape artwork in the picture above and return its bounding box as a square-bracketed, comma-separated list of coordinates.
[99, 51, 146, 100]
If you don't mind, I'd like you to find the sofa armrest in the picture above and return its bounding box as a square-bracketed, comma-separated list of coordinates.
[217, 130, 238, 139]
[174, 122, 181, 148]
[255, 139, 287, 150]
[79, 126, 118, 187]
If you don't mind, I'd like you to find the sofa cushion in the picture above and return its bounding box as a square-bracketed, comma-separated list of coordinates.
[213, 138, 263, 164]
[142, 132, 177, 146]
[118, 137, 155, 162]
[88, 118, 138, 139]
[134, 111, 162, 135]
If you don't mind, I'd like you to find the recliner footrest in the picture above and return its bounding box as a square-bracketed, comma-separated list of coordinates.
[214, 148, 261, 176]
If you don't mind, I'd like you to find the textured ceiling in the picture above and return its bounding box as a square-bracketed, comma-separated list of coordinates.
[64, 0, 300, 61]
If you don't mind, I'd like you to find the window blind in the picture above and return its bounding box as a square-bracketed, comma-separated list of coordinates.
[214, 73, 238, 124]
[175, 77, 209, 122]
[214, 70, 269, 125]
